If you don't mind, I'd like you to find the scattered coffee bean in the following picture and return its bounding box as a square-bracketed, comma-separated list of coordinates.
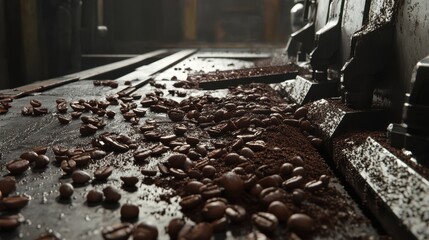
[34, 154, 50, 168]
[30, 99, 42, 107]
[103, 186, 121, 203]
[167, 154, 187, 169]
[2, 195, 29, 211]
[225, 205, 246, 223]
[280, 163, 294, 177]
[120, 176, 139, 187]
[20, 151, 38, 163]
[58, 115, 72, 124]
[0, 214, 25, 231]
[6, 159, 30, 175]
[287, 213, 314, 237]
[59, 183, 74, 199]
[292, 189, 306, 205]
[179, 194, 202, 210]
[168, 218, 185, 240]
[120, 203, 139, 219]
[202, 200, 227, 221]
[94, 166, 113, 181]
[71, 170, 91, 185]
[252, 212, 278, 234]
[183, 223, 213, 240]
[268, 201, 291, 222]
[133, 222, 158, 240]
[245, 232, 269, 240]
[87, 190, 103, 203]
[101, 223, 132, 240]
[60, 160, 76, 174]
[0, 177, 16, 196]
[141, 168, 157, 177]
[240, 147, 255, 159]
[282, 175, 304, 191]
[294, 106, 308, 119]
[219, 172, 244, 196]
[202, 165, 216, 179]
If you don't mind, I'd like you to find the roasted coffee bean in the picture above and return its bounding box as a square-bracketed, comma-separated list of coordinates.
[94, 166, 113, 181]
[240, 147, 255, 159]
[258, 175, 281, 189]
[140, 168, 157, 177]
[183, 223, 213, 240]
[245, 231, 269, 240]
[250, 184, 263, 197]
[57, 102, 68, 113]
[219, 172, 244, 196]
[71, 111, 82, 119]
[319, 174, 330, 187]
[80, 124, 98, 136]
[59, 183, 74, 199]
[30, 99, 42, 107]
[185, 181, 204, 194]
[71, 154, 91, 167]
[20, 151, 38, 163]
[211, 217, 228, 232]
[160, 135, 177, 145]
[245, 140, 266, 152]
[167, 154, 187, 169]
[34, 154, 50, 168]
[199, 183, 222, 198]
[252, 212, 278, 234]
[120, 203, 139, 219]
[174, 144, 191, 154]
[34, 231, 61, 240]
[168, 109, 185, 122]
[202, 165, 216, 179]
[207, 148, 226, 159]
[71, 170, 91, 185]
[225, 205, 246, 223]
[291, 156, 304, 166]
[224, 153, 240, 165]
[0, 177, 16, 196]
[157, 163, 170, 175]
[300, 119, 313, 132]
[101, 223, 132, 240]
[202, 200, 227, 221]
[244, 174, 259, 190]
[179, 194, 202, 210]
[194, 145, 207, 157]
[90, 150, 107, 160]
[268, 201, 291, 222]
[106, 110, 116, 118]
[310, 137, 323, 148]
[6, 159, 30, 175]
[143, 131, 161, 142]
[0, 106, 8, 114]
[282, 175, 304, 191]
[280, 163, 294, 177]
[120, 176, 139, 187]
[134, 149, 152, 162]
[170, 168, 187, 179]
[52, 145, 68, 156]
[283, 118, 300, 127]
[305, 180, 324, 192]
[292, 166, 305, 176]
[133, 222, 158, 240]
[2, 195, 29, 211]
[294, 106, 308, 119]
[287, 213, 314, 236]
[33, 107, 48, 115]
[132, 108, 146, 117]
[0, 214, 24, 231]
[103, 186, 121, 203]
[292, 189, 306, 205]
[60, 160, 76, 174]
[57, 115, 72, 124]
[174, 124, 187, 136]
[168, 218, 185, 240]
[86, 189, 103, 203]
[187, 150, 201, 160]
[186, 136, 199, 146]
[259, 187, 285, 206]
[32, 146, 48, 155]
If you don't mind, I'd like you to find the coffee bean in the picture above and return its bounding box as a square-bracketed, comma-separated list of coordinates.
[21, 106, 33, 116]
[20, 151, 38, 163]
[167, 154, 187, 169]
[185, 181, 204, 194]
[59, 183, 74, 199]
[199, 183, 222, 199]
[310, 137, 323, 148]
[86, 189, 103, 203]
[134, 149, 152, 162]
[168, 218, 185, 240]
[219, 172, 244, 196]
[60, 160, 76, 174]
[280, 163, 294, 177]
[186, 136, 199, 146]
[252, 212, 278, 234]
[6, 159, 30, 175]
[292, 189, 306, 205]
[240, 147, 255, 159]
[268, 201, 291, 222]
[0, 214, 24, 231]
[231, 138, 244, 150]
[30, 146, 48, 154]
[120, 203, 139, 219]
[30, 99, 42, 107]
[187, 150, 201, 160]
[179, 194, 202, 210]
[57, 102, 68, 113]
[101, 223, 132, 240]
[0, 177, 16, 196]
[202, 165, 216, 179]
[258, 175, 281, 189]
[34, 154, 50, 168]
[133, 222, 158, 240]
[94, 166, 113, 181]
[90, 150, 107, 160]
[160, 134, 177, 145]
[103, 186, 121, 203]
[292, 166, 305, 176]
[319, 174, 330, 187]
[168, 109, 185, 122]
[224, 153, 240, 165]
[33, 107, 48, 115]
[305, 180, 324, 192]
[120, 176, 139, 187]
[287, 213, 314, 236]
[259, 187, 285, 206]
[245, 140, 266, 152]
[207, 148, 226, 159]
[291, 156, 304, 166]
[174, 144, 191, 154]
[71, 170, 91, 185]
[151, 145, 169, 156]
[2, 195, 29, 211]
[140, 168, 157, 177]
[157, 163, 170, 175]
[202, 200, 227, 221]
[35, 231, 62, 240]
[174, 124, 187, 136]
[294, 106, 308, 119]
[80, 124, 98, 136]
[282, 175, 304, 191]
[211, 216, 228, 232]
[225, 205, 246, 223]
[170, 168, 187, 179]
[184, 223, 213, 240]
[71, 111, 82, 119]
[58, 115, 72, 124]
[245, 232, 269, 240]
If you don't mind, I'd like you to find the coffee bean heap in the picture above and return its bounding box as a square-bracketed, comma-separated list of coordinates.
[1, 79, 372, 239]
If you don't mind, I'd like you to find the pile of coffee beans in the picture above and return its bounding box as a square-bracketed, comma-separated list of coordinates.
[21, 99, 48, 116]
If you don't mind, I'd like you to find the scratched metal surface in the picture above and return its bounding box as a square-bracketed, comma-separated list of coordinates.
[0, 51, 378, 239]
